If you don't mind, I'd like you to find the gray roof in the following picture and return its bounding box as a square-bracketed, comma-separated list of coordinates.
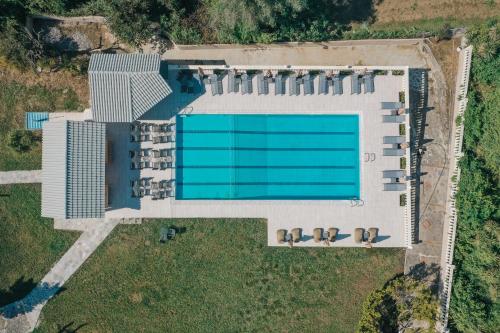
[89, 54, 172, 122]
[42, 121, 106, 219]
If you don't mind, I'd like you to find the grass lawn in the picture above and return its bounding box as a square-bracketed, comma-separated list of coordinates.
[0, 74, 85, 171]
[0, 184, 79, 307]
[36, 219, 404, 332]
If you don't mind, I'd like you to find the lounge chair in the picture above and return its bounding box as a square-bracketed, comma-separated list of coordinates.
[354, 228, 364, 244]
[383, 136, 405, 144]
[318, 73, 328, 95]
[384, 183, 407, 191]
[333, 75, 343, 95]
[303, 74, 313, 95]
[383, 148, 405, 156]
[327, 228, 338, 242]
[367, 228, 378, 243]
[382, 115, 405, 123]
[291, 228, 302, 243]
[383, 170, 406, 179]
[274, 75, 285, 95]
[289, 75, 300, 96]
[277, 229, 287, 244]
[257, 74, 269, 95]
[351, 74, 361, 94]
[363, 73, 374, 93]
[241, 73, 252, 94]
[313, 228, 323, 243]
[381, 102, 404, 109]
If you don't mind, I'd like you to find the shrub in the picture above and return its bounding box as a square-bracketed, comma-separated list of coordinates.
[357, 275, 438, 333]
[399, 194, 407, 206]
[400, 157, 406, 170]
[399, 124, 406, 136]
[9, 130, 38, 152]
[399, 91, 405, 103]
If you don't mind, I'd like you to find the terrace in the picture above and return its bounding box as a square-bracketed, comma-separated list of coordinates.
[101, 63, 412, 248]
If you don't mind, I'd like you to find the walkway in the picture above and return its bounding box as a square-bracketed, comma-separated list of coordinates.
[0, 219, 119, 333]
[404, 39, 453, 273]
[0, 171, 41, 184]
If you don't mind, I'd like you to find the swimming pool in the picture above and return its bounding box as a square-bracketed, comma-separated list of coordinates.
[175, 114, 359, 200]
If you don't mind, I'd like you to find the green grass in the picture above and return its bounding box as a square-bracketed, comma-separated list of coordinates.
[0, 184, 79, 306]
[36, 219, 404, 332]
[0, 80, 83, 171]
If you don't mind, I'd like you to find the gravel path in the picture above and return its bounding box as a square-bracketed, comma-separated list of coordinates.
[0, 171, 42, 184]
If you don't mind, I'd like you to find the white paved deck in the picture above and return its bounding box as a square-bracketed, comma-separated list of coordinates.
[105, 71, 410, 248]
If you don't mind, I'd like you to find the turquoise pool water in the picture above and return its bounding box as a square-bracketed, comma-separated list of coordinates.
[175, 114, 359, 200]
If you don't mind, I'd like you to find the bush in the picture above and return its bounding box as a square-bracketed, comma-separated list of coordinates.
[9, 130, 38, 152]
[0, 19, 44, 69]
[357, 275, 438, 333]
[400, 194, 407, 206]
[399, 124, 406, 136]
[400, 157, 406, 169]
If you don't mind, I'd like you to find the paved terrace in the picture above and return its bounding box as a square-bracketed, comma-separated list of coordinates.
[105, 69, 411, 248]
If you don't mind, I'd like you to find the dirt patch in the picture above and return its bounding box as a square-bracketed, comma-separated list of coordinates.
[427, 37, 460, 92]
[0, 60, 89, 108]
[373, 0, 499, 24]
[33, 16, 118, 52]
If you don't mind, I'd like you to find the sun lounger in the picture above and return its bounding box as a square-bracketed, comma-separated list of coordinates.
[381, 102, 404, 109]
[383, 170, 406, 179]
[289, 75, 300, 96]
[241, 73, 252, 94]
[382, 115, 406, 123]
[318, 73, 328, 95]
[210, 74, 223, 95]
[383, 136, 406, 144]
[275, 75, 285, 95]
[363, 73, 374, 93]
[303, 74, 313, 95]
[351, 74, 361, 94]
[383, 148, 405, 156]
[257, 74, 269, 95]
[228, 71, 239, 93]
[333, 75, 343, 95]
[384, 183, 407, 191]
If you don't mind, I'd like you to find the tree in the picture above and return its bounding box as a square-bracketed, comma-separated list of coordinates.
[357, 275, 438, 333]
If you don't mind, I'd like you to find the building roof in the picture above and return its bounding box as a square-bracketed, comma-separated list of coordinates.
[42, 121, 106, 219]
[89, 54, 172, 122]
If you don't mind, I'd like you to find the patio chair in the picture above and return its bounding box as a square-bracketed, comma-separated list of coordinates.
[354, 228, 364, 244]
[313, 228, 323, 243]
[277, 229, 287, 244]
[367, 228, 378, 243]
[291, 228, 302, 243]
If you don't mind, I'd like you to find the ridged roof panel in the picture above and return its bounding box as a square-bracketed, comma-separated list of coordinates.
[89, 53, 160, 73]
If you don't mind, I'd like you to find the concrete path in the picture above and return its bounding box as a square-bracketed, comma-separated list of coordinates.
[404, 40, 453, 274]
[0, 219, 119, 333]
[0, 171, 41, 184]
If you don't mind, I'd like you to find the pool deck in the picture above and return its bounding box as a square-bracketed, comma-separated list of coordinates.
[103, 69, 411, 248]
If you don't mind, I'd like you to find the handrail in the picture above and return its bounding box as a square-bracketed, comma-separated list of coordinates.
[437, 45, 472, 332]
